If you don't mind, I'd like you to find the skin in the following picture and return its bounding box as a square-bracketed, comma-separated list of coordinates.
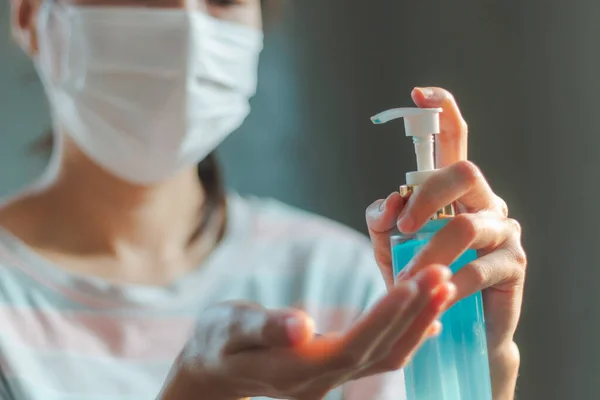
[6, 0, 526, 399]
[160, 267, 453, 400]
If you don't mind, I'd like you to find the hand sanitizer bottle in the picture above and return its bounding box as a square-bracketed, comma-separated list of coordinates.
[371, 107, 492, 400]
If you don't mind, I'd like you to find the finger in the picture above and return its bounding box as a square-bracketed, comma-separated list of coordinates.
[237, 266, 451, 384]
[411, 87, 467, 167]
[356, 281, 455, 377]
[364, 267, 453, 363]
[341, 265, 451, 367]
[228, 270, 454, 390]
[401, 213, 517, 278]
[453, 241, 525, 349]
[382, 282, 456, 366]
[452, 237, 526, 300]
[366, 192, 406, 234]
[397, 161, 499, 233]
[482, 274, 525, 348]
[341, 281, 419, 358]
[226, 338, 348, 399]
[217, 302, 315, 354]
[366, 192, 407, 288]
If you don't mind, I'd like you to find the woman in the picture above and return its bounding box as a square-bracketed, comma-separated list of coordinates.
[1, 0, 526, 399]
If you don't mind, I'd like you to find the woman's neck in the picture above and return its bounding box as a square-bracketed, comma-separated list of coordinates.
[0, 137, 225, 285]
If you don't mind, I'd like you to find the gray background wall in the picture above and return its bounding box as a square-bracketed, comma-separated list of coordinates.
[0, 0, 596, 398]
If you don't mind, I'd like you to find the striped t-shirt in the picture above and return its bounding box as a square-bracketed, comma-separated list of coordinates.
[0, 194, 405, 400]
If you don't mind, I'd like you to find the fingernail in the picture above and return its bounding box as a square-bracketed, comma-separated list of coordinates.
[285, 316, 305, 344]
[417, 87, 435, 99]
[380, 192, 399, 212]
[426, 321, 443, 337]
[378, 199, 386, 212]
[436, 282, 457, 309]
[439, 266, 452, 281]
[444, 282, 457, 302]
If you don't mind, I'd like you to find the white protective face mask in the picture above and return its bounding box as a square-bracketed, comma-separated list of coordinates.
[35, 2, 263, 184]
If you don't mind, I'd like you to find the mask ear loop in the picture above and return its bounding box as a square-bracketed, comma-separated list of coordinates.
[43, 0, 85, 90]
[24, 0, 68, 194]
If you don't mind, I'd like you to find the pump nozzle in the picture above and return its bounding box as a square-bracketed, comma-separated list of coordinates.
[371, 108, 442, 135]
[371, 107, 442, 186]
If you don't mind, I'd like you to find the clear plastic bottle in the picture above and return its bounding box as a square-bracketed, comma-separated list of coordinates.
[371, 106, 492, 400]
[392, 217, 491, 400]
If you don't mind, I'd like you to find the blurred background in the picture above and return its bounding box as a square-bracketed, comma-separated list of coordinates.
[1, 0, 597, 398]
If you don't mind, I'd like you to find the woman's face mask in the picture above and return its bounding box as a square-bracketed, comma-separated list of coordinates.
[34, 0, 264, 184]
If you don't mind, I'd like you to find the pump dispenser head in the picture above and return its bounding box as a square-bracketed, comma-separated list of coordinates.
[371, 106, 454, 219]
[371, 107, 442, 186]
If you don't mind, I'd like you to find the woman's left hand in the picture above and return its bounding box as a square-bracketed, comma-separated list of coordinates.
[365, 87, 526, 400]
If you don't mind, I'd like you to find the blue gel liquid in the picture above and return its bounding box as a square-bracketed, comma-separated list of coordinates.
[392, 219, 492, 400]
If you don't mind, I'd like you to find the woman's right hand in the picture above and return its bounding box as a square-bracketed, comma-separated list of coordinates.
[159, 265, 455, 400]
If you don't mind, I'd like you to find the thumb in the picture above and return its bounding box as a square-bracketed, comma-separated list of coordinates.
[411, 87, 468, 167]
[220, 302, 315, 354]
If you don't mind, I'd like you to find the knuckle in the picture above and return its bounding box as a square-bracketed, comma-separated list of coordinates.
[511, 244, 528, 270]
[506, 218, 522, 237]
[468, 261, 491, 288]
[440, 88, 456, 103]
[373, 248, 392, 270]
[490, 342, 521, 372]
[505, 220, 527, 269]
[506, 342, 521, 367]
[452, 160, 482, 186]
[496, 196, 509, 217]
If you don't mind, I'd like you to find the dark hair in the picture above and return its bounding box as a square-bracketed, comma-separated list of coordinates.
[194, 150, 227, 241]
[31, 132, 227, 242]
